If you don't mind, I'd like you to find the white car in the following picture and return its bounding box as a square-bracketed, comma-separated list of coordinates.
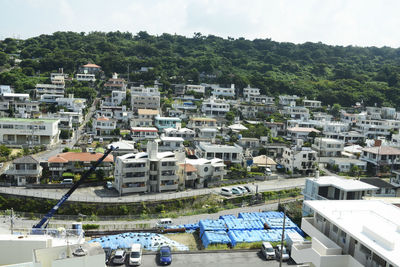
[237, 186, 247, 194]
[275, 245, 290, 261]
[231, 187, 242, 195]
[220, 188, 232, 196]
[129, 244, 142, 266]
[113, 249, 126, 265]
[261, 242, 275, 260]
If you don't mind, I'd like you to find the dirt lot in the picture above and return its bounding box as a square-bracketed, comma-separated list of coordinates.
[165, 233, 200, 250]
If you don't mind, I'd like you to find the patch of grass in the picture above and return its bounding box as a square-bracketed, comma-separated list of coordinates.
[205, 243, 230, 250]
[233, 241, 263, 249]
[165, 233, 199, 250]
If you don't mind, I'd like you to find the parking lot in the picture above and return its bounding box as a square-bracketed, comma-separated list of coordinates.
[107, 251, 292, 267]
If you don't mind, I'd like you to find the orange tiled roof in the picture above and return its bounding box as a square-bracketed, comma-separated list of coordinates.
[179, 163, 197, 172]
[83, 63, 101, 68]
[48, 152, 113, 163]
[97, 116, 109, 121]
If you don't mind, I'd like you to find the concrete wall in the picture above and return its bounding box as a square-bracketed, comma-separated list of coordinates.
[0, 237, 51, 265]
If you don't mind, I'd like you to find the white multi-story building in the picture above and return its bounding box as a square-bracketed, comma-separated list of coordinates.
[164, 127, 195, 140]
[35, 83, 65, 98]
[282, 144, 317, 174]
[287, 127, 320, 141]
[130, 109, 159, 127]
[381, 107, 396, 119]
[281, 106, 310, 120]
[328, 158, 367, 173]
[131, 85, 160, 112]
[195, 142, 243, 164]
[303, 99, 322, 109]
[198, 128, 218, 140]
[93, 116, 117, 138]
[76, 73, 96, 82]
[292, 200, 400, 267]
[279, 95, 299, 106]
[243, 85, 260, 101]
[0, 117, 60, 147]
[110, 90, 126, 106]
[114, 141, 179, 194]
[187, 117, 217, 130]
[179, 158, 226, 188]
[103, 73, 126, 92]
[201, 97, 230, 117]
[320, 121, 349, 133]
[247, 95, 275, 105]
[130, 127, 158, 141]
[56, 95, 86, 112]
[186, 84, 205, 94]
[2, 92, 29, 102]
[312, 137, 344, 157]
[302, 176, 377, 215]
[325, 131, 365, 145]
[361, 145, 400, 171]
[355, 119, 394, 139]
[157, 135, 184, 152]
[211, 84, 236, 97]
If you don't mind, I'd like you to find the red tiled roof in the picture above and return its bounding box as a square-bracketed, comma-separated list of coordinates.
[180, 163, 197, 172]
[97, 116, 109, 121]
[83, 63, 101, 68]
[48, 152, 113, 163]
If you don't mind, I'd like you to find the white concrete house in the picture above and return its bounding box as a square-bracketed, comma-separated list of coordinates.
[187, 117, 217, 130]
[186, 84, 205, 94]
[195, 142, 243, 164]
[131, 85, 160, 112]
[278, 94, 299, 106]
[179, 158, 226, 188]
[211, 84, 236, 97]
[201, 97, 230, 117]
[76, 73, 96, 82]
[303, 99, 322, 109]
[281, 106, 310, 120]
[287, 127, 320, 141]
[164, 127, 195, 140]
[312, 137, 344, 157]
[93, 116, 117, 138]
[282, 145, 317, 174]
[157, 135, 184, 152]
[243, 85, 260, 101]
[361, 145, 400, 171]
[130, 127, 158, 141]
[292, 200, 400, 267]
[35, 83, 65, 98]
[328, 158, 367, 173]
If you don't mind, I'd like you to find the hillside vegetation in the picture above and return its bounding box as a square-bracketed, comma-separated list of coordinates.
[1, 31, 400, 107]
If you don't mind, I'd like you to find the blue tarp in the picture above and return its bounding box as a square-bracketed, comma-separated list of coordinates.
[89, 232, 189, 251]
[201, 230, 231, 248]
[223, 218, 264, 231]
[228, 229, 303, 247]
[199, 219, 227, 235]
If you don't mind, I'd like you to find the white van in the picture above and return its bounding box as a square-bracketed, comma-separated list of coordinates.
[156, 218, 173, 228]
[261, 242, 275, 260]
[220, 187, 232, 196]
[61, 178, 73, 184]
[129, 243, 142, 266]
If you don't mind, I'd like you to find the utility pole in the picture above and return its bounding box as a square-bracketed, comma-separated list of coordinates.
[279, 208, 286, 267]
[10, 208, 14, 235]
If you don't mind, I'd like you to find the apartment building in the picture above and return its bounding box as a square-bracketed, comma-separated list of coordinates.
[154, 116, 181, 131]
[114, 141, 179, 194]
[238, 137, 260, 149]
[287, 127, 320, 141]
[248, 95, 275, 104]
[324, 131, 365, 144]
[130, 109, 159, 127]
[130, 127, 158, 141]
[278, 95, 299, 106]
[131, 85, 160, 112]
[79, 63, 101, 74]
[103, 73, 126, 92]
[157, 135, 184, 152]
[48, 152, 114, 178]
[0, 117, 60, 147]
[361, 145, 400, 172]
[56, 95, 86, 112]
[292, 200, 399, 267]
[198, 128, 218, 140]
[303, 99, 322, 109]
[201, 97, 230, 117]
[282, 145, 317, 174]
[179, 158, 226, 188]
[5, 155, 42, 186]
[195, 142, 243, 165]
[187, 117, 217, 130]
[211, 84, 236, 97]
[281, 106, 310, 120]
[76, 73, 96, 82]
[328, 158, 367, 173]
[164, 127, 195, 140]
[243, 85, 260, 101]
[302, 176, 377, 215]
[186, 84, 205, 94]
[355, 119, 392, 139]
[381, 107, 396, 119]
[93, 116, 117, 138]
[35, 83, 65, 98]
[312, 137, 344, 157]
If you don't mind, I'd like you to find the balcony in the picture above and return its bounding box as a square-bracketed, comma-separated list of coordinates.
[6, 168, 42, 176]
[160, 174, 177, 181]
[185, 173, 197, 181]
[123, 176, 148, 183]
[123, 166, 147, 173]
[160, 165, 178, 171]
[160, 184, 178, 191]
[122, 186, 147, 194]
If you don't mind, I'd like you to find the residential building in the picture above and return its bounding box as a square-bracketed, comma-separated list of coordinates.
[324, 131, 365, 145]
[130, 127, 158, 141]
[154, 116, 181, 130]
[39, 94, 61, 104]
[5, 155, 42, 186]
[1, 92, 29, 102]
[281, 106, 310, 120]
[282, 144, 317, 174]
[35, 83, 65, 98]
[79, 63, 101, 74]
[381, 107, 396, 119]
[328, 158, 367, 173]
[303, 99, 322, 109]
[157, 135, 184, 152]
[171, 99, 197, 111]
[178, 158, 226, 188]
[313, 112, 333, 121]
[243, 85, 260, 101]
[131, 109, 159, 127]
[302, 176, 377, 214]
[211, 84, 235, 97]
[76, 73, 96, 82]
[0, 85, 12, 94]
[264, 121, 285, 137]
[360, 178, 397, 197]
[186, 84, 205, 94]
[287, 127, 320, 141]
[320, 121, 349, 133]
[312, 137, 344, 157]
[201, 97, 230, 117]
[355, 119, 393, 139]
[237, 104, 276, 118]
[114, 141, 178, 194]
[173, 84, 185, 95]
[195, 142, 243, 165]
[48, 152, 113, 178]
[366, 106, 382, 120]
[93, 116, 117, 138]
[278, 95, 299, 106]
[107, 140, 136, 156]
[361, 144, 400, 173]
[198, 128, 218, 140]
[103, 73, 126, 92]
[291, 200, 400, 267]
[50, 70, 68, 82]
[0, 117, 60, 147]
[131, 85, 160, 112]
[14, 101, 40, 117]
[252, 155, 277, 171]
[56, 95, 86, 112]
[164, 127, 195, 140]
[248, 95, 275, 104]
[187, 117, 217, 130]
[238, 137, 260, 149]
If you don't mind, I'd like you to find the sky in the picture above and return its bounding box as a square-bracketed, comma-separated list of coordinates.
[1, 0, 400, 47]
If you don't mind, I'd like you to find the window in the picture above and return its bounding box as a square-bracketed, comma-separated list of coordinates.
[332, 225, 338, 233]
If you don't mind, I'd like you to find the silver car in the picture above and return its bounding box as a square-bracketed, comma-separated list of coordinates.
[112, 249, 126, 265]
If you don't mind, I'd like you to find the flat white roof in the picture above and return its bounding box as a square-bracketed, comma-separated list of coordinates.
[307, 176, 378, 191]
[160, 136, 184, 142]
[304, 200, 400, 266]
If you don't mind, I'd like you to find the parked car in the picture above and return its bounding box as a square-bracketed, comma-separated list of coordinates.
[156, 218, 173, 228]
[275, 245, 290, 261]
[88, 138, 93, 144]
[99, 137, 104, 143]
[104, 247, 112, 264]
[61, 178, 73, 185]
[237, 186, 247, 194]
[220, 187, 232, 196]
[265, 168, 272, 176]
[128, 243, 142, 266]
[159, 246, 172, 265]
[105, 181, 113, 189]
[61, 139, 67, 144]
[231, 187, 242, 195]
[112, 249, 126, 265]
[244, 185, 252, 193]
[261, 242, 276, 260]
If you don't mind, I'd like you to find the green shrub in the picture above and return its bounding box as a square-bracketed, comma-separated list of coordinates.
[82, 224, 100, 230]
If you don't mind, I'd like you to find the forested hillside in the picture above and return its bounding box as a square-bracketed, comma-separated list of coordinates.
[1, 31, 400, 107]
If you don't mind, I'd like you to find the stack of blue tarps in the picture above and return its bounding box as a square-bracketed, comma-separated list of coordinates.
[219, 214, 237, 220]
[238, 211, 284, 220]
[183, 223, 199, 231]
[199, 219, 227, 235]
[89, 232, 189, 251]
[223, 218, 264, 230]
[201, 230, 231, 248]
[228, 229, 303, 247]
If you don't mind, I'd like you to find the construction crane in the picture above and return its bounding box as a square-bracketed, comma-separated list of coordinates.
[33, 146, 117, 229]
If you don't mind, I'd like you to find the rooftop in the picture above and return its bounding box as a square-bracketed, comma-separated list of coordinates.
[360, 178, 395, 189]
[307, 176, 378, 191]
[179, 163, 197, 172]
[304, 200, 400, 266]
[48, 152, 113, 163]
[198, 142, 243, 153]
[131, 127, 158, 132]
[288, 126, 320, 133]
[83, 63, 101, 68]
[0, 117, 59, 123]
[362, 146, 400, 155]
[138, 109, 159, 115]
